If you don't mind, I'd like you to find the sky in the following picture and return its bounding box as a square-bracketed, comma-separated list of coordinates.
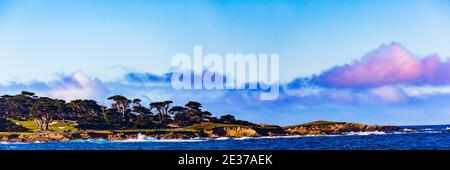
[1, 0, 450, 125]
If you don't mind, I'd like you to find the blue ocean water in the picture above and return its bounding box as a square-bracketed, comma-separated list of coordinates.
[1, 125, 450, 150]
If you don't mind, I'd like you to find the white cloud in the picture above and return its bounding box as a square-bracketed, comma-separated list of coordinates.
[41, 71, 110, 101]
[403, 85, 450, 97]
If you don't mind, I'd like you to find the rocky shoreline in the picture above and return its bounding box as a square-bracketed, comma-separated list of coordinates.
[0, 121, 403, 143]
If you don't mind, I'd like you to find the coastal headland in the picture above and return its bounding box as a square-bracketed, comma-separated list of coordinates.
[0, 120, 402, 142]
[1, 91, 402, 142]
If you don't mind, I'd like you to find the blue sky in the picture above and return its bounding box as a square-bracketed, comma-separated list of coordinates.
[1, 0, 450, 82]
[1, 0, 450, 125]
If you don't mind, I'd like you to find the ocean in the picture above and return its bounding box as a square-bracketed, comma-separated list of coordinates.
[1, 125, 450, 150]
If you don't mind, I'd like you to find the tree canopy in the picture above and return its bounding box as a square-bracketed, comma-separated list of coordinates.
[0, 91, 253, 131]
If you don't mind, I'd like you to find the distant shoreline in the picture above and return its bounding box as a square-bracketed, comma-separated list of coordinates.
[0, 121, 404, 143]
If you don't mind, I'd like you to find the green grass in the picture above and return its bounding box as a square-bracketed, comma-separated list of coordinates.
[6, 118, 78, 132]
[6, 118, 38, 131]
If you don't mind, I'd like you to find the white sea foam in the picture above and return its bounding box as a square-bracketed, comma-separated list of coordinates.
[3, 129, 434, 145]
[215, 137, 231, 140]
[69, 139, 109, 143]
[234, 136, 255, 140]
[343, 131, 386, 136]
[258, 135, 305, 139]
[123, 138, 206, 143]
[233, 135, 336, 140]
[0, 141, 28, 144]
[402, 128, 415, 131]
[393, 131, 408, 135]
[120, 134, 206, 142]
[230, 133, 390, 140]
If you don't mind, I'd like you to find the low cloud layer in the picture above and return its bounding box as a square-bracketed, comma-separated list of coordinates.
[316, 42, 450, 88]
[2, 43, 450, 106]
[3, 42, 450, 125]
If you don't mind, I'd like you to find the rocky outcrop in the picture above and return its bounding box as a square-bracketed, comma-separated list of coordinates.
[283, 121, 401, 135]
[0, 133, 72, 142]
[0, 131, 205, 142]
[202, 124, 285, 138]
[204, 126, 261, 138]
[201, 121, 401, 137]
[0, 121, 403, 142]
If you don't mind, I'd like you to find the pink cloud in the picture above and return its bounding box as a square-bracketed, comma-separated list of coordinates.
[317, 42, 450, 88]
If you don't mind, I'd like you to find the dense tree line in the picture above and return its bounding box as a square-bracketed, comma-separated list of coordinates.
[0, 91, 254, 131]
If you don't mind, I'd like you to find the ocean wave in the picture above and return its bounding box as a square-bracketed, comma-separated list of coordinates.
[119, 134, 206, 142]
[258, 135, 305, 139]
[233, 135, 339, 140]
[402, 128, 416, 131]
[0, 141, 29, 144]
[122, 138, 206, 143]
[234, 136, 255, 140]
[393, 131, 408, 135]
[3, 129, 447, 144]
[343, 131, 386, 136]
[68, 139, 110, 143]
[214, 137, 231, 140]
[393, 129, 445, 135]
